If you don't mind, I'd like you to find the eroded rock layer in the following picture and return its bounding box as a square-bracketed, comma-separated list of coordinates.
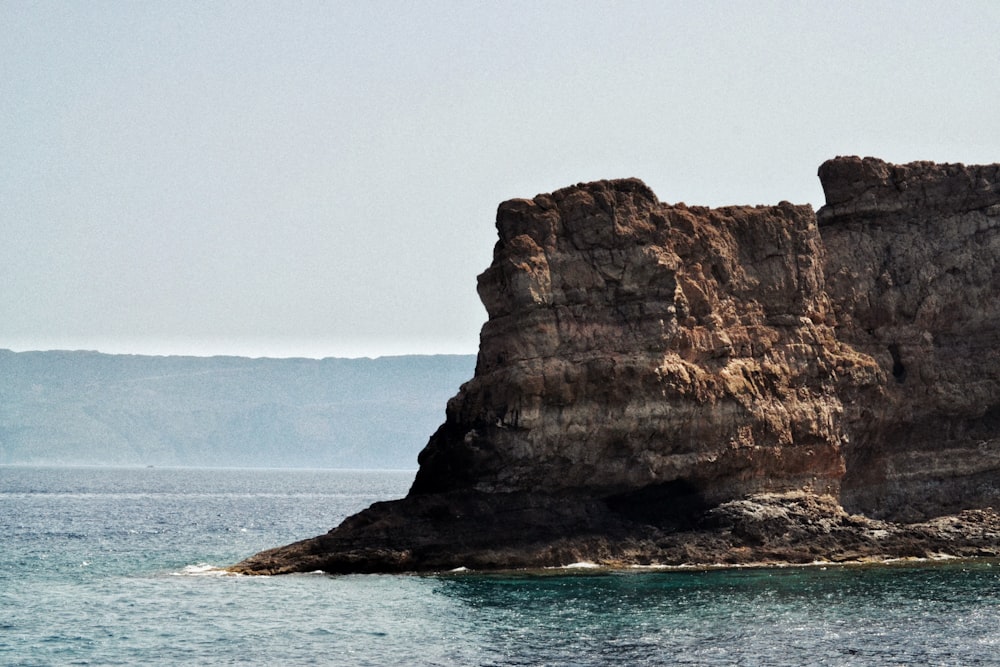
[411, 179, 877, 507]
[232, 158, 1000, 575]
[819, 157, 1000, 520]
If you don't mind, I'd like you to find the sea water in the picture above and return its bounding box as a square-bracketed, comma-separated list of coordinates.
[2, 466, 1000, 666]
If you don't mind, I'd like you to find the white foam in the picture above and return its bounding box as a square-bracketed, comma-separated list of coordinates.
[563, 561, 600, 569]
[172, 563, 240, 577]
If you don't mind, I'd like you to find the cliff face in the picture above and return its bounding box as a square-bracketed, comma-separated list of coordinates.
[411, 180, 879, 510]
[231, 158, 1000, 574]
[818, 157, 1000, 520]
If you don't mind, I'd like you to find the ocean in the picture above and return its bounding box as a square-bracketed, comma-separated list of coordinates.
[2, 466, 999, 666]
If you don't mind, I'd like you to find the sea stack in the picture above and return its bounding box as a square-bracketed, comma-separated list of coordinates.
[231, 158, 1000, 574]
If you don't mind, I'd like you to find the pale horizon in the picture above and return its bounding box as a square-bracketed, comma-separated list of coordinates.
[0, 339, 479, 360]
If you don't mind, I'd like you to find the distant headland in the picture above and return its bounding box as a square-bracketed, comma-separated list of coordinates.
[0, 351, 474, 469]
[232, 158, 1000, 574]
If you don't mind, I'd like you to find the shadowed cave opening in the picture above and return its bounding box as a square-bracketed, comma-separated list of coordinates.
[888, 343, 906, 383]
[605, 479, 710, 530]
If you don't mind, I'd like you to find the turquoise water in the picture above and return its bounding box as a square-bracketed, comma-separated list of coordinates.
[3, 466, 1000, 666]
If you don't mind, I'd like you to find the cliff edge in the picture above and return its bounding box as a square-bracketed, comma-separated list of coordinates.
[231, 158, 1000, 574]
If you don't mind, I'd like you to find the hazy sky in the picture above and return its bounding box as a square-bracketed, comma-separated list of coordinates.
[4, 2, 999, 358]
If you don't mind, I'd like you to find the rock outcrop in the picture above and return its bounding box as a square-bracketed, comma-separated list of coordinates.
[819, 158, 1000, 520]
[231, 158, 1000, 575]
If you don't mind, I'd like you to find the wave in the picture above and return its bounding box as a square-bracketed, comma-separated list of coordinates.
[559, 561, 601, 569]
[171, 563, 241, 577]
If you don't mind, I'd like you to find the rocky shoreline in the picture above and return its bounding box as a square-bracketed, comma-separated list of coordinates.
[232, 157, 1000, 575]
[229, 490, 1000, 575]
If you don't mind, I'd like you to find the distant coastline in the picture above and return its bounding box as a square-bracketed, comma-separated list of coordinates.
[0, 349, 474, 469]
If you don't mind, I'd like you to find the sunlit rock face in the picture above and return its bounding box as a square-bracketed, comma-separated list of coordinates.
[231, 158, 1000, 575]
[412, 178, 879, 507]
[414, 160, 1000, 523]
[818, 157, 1000, 520]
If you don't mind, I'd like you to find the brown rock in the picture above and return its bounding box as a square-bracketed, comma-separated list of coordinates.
[820, 157, 1000, 520]
[412, 180, 871, 507]
[231, 159, 1000, 575]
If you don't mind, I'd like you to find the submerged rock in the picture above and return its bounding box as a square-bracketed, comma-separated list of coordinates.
[231, 158, 1000, 574]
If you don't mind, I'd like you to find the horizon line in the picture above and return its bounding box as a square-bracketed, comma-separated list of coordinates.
[0, 344, 479, 361]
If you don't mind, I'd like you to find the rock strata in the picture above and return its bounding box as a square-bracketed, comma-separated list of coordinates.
[819, 157, 1000, 521]
[232, 158, 1000, 575]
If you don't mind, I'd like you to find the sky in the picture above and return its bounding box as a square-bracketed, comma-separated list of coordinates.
[3, 1, 1000, 359]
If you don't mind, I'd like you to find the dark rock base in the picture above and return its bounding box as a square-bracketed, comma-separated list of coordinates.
[228, 491, 1000, 575]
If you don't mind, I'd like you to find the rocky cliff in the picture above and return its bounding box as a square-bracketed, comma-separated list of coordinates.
[819, 158, 1000, 520]
[231, 158, 1000, 574]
